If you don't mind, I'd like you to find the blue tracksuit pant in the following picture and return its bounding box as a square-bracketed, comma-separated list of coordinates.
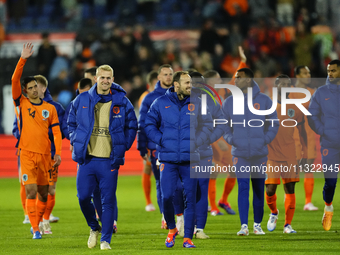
[234, 156, 267, 226]
[150, 149, 163, 213]
[160, 162, 197, 239]
[321, 147, 340, 204]
[195, 156, 211, 229]
[77, 157, 118, 244]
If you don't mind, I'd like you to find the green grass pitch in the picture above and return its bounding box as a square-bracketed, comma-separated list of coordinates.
[0, 175, 339, 254]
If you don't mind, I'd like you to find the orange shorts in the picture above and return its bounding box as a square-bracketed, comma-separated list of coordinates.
[265, 159, 299, 185]
[20, 149, 50, 186]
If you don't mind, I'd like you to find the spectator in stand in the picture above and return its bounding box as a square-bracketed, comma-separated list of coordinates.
[198, 19, 220, 55]
[293, 20, 314, 67]
[266, 18, 292, 74]
[248, 0, 271, 21]
[37, 32, 58, 80]
[276, 0, 294, 26]
[254, 45, 277, 78]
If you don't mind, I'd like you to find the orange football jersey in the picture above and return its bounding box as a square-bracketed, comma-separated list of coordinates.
[12, 58, 62, 156]
[268, 102, 304, 161]
[290, 87, 316, 159]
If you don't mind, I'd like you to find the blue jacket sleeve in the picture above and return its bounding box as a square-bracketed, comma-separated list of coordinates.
[137, 96, 150, 156]
[222, 97, 234, 145]
[145, 101, 162, 146]
[307, 90, 323, 135]
[264, 97, 279, 144]
[209, 103, 225, 144]
[196, 107, 214, 148]
[12, 117, 20, 140]
[124, 98, 138, 150]
[67, 98, 79, 146]
[55, 103, 66, 140]
[62, 103, 72, 140]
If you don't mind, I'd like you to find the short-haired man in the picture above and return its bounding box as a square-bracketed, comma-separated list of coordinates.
[84, 66, 98, 85]
[12, 43, 62, 239]
[68, 64, 137, 250]
[137, 64, 173, 227]
[222, 67, 279, 236]
[145, 71, 213, 248]
[308, 59, 340, 231]
[265, 75, 307, 234]
[138, 70, 159, 211]
[291, 65, 318, 211]
[34, 74, 65, 233]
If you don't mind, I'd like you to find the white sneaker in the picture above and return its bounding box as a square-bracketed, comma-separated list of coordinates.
[237, 224, 249, 236]
[43, 220, 52, 234]
[38, 221, 44, 235]
[100, 241, 111, 250]
[23, 215, 30, 224]
[145, 203, 155, 212]
[195, 229, 210, 239]
[88, 228, 100, 248]
[253, 223, 265, 235]
[283, 224, 297, 233]
[303, 202, 318, 211]
[267, 210, 279, 232]
[49, 213, 59, 223]
[176, 216, 184, 237]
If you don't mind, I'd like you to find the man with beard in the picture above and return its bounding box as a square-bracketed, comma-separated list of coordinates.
[291, 66, 318, 211]
[145, 71, 213, 248]
[308, 60, 340, 231]
[137, 64, 173, 228]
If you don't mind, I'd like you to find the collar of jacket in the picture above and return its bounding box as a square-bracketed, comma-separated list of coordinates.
[88, 82, 127, 105]
[244, 80, 261, 99]
[154, 80, 169, 94]
[43, 88, 53, 103]
[326, 77, 340, 93]
[166, 86, 195, 105]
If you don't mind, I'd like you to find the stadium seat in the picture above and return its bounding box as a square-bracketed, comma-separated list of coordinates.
[42, 4, 54, 16]
[20, 17, 34, 30]
[82, 4, 92, 19]
[155, 13, 168, 27]
[171, 12, 184, 27]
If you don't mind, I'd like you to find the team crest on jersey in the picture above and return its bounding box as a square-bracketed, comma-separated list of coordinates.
[287, 108, 295, 118]
[113, 106, 120, 114]
[253, 103, 260, 110]
[42, 110, 49, 119]
[22, 174, 28, 182]
[188, 104, 195, 112]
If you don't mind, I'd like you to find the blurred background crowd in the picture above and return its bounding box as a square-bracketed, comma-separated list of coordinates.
[1, 0, 340, 133]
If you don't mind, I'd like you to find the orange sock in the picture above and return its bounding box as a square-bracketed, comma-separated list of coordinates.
[284, 194, 296, 226]
[208, 179, 218, 211]
[265, 193, 278, 214]
[183, 238, 191, 242]
[142, 172, 152, 205]
[20, 183, 27, 215]
[26, 198, 38, 232]
[304, 173, 314, 204]
[36, 199, 47, 227]
[43, 194, 55, 220]
[169, 228, 178, 234]
[220, 177, 236, 204]
[325, 202, 332, 206]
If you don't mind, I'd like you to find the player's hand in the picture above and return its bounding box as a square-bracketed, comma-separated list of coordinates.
[239, 46, 246, 63]
[217, 140, 229, 151]
[299, 158, 307, 168]
[21, 43, 34, 59]
[53, 154, 61, 167]
[70, 145, 73, 152]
